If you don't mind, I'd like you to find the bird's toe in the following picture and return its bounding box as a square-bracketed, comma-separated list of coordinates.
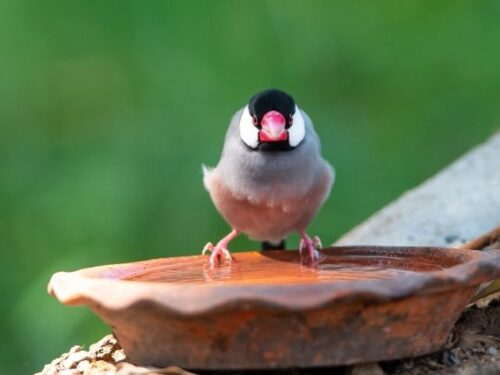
[312, 236, 323, 250]
[202, 242, 215, 255]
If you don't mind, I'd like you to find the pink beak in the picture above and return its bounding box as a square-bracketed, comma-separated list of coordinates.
[259, 111, 288, 142]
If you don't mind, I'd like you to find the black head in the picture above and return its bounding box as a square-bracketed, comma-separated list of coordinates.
[248, 89, 296, 124]
[239, 89, 305, 151]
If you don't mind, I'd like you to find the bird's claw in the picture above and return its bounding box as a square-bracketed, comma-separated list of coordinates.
[202, 242, 232, 267]
[299, 234, 322, 263]
[202, 242, 215, 256]
[312, 236, 322, 250]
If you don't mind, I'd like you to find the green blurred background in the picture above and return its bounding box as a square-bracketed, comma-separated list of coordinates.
[1, 0, 499, 373]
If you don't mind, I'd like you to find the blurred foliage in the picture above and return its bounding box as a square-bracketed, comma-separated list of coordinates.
[0, 0, 499, 373]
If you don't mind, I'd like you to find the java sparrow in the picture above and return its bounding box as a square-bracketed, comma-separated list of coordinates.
[202, 89, 334, 267]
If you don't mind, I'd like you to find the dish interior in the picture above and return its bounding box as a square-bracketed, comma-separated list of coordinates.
[98, 248, 462, 286]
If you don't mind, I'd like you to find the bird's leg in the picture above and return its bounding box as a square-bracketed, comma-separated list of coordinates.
[312, 236, 322, 250]
[202, 229, 240, 267]
[299, 231, 322, 261]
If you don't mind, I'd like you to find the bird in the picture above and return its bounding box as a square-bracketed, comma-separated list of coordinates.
[202, 89, 334, 267]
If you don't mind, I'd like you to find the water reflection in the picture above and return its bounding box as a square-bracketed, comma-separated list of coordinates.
[202, 261, 235, 283]
[126, 251, 446, 285]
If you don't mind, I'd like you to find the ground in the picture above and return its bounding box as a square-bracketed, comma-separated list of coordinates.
[36, 293, 499, 375]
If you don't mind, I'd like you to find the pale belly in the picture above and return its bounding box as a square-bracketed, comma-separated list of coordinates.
[214, 195, 312, 242]
[205, 168, 332, 243]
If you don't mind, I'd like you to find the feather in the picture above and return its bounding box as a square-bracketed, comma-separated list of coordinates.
[202, 92, 334, 244]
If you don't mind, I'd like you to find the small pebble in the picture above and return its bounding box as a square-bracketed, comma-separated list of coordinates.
[487, 346, 497, 355]
[76, 360, 91, 372]
[58, 370, 79, 375]
[403, 361, 414, 370]
[442, 350, 461, 367]
[445, 234, 459, 244]
[427, 359, 441, 369]
[112, 349, 126, 363]
[92, 360, 117, 373]
[346, 363, 385, 375]
[61, 350, 90, 369]
[68, 345, 83, 354]
[38, 364, 58, 375]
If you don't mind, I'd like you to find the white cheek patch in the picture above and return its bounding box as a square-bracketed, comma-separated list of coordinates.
[239, 106, 259, 149]
[288, 105, 306, 147]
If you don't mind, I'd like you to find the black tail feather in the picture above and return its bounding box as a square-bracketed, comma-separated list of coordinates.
[261, 240, 286, 251]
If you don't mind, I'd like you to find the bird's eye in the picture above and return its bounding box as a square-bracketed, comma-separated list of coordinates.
[286, 114, 293, 128]
[252, 115, 259, 127]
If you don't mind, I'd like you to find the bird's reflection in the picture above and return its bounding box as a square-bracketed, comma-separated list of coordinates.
[202, 260, 234, 283]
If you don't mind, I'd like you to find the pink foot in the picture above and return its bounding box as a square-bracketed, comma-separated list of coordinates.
[202, 229, 240, 268]
[312, 236, 322, 250]
[299, 231, 322, 262]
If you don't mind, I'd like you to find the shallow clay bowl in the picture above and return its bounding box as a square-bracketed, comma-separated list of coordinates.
[49, 246, 500, 370]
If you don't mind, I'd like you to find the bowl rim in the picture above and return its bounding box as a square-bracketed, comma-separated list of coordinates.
[48, 246, 500, 315]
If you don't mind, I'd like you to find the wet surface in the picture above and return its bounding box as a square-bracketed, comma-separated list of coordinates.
[115, 249, 447, 285]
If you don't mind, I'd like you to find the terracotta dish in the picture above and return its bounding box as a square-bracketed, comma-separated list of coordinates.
[49, 246, 500, 370]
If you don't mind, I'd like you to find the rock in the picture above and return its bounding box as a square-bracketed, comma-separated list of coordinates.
[346, 363, 386, 375]
[111, 349, 126, 363]
[37, 364, 58, 375]
[58, 370, 79, 375]
[487, 346, 497, 356]
[89, 334, 123, 362]
[76, 360, 91, 372]
[61, 349, 90, 369]
[115, 363, 197, 375]
[35, 336, 123, 374]
[91, 360, 117, 374]
[336, 133, 500, 247]
[442, 349, 461, 367]
[426, 359, 441, 370]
